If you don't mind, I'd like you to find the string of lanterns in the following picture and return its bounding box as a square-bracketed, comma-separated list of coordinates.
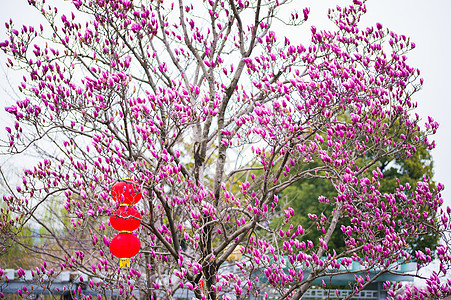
[109, 179, 142, 268]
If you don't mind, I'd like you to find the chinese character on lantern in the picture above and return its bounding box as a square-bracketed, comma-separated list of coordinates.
[109, 179, 142, 268]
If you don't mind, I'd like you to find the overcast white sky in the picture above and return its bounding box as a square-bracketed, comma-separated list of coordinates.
[0, 0, 450, 208]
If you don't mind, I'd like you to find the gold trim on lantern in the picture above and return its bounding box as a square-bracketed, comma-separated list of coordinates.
[119, 258, 131, 268]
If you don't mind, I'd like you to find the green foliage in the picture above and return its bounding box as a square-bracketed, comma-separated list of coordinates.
[0, 210, 35, 269]
[377, 147, 439, 255]
[284, 146, 439, 256]
[378, 147, 434, 193]
[284, 177, 346, 252]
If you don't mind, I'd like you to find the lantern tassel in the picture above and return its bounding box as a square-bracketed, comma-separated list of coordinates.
[120, 258, 131, 268]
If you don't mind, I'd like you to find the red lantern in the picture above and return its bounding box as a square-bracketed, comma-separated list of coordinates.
[109, 179, 143, 268]
[109, 233, 141, 267]
[110, 206, 141, 232]
[111, 180, 142, 205]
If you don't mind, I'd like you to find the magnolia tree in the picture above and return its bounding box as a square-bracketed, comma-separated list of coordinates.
[1, 0, 451, 299]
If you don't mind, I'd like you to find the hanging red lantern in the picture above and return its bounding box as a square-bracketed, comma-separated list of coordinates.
[109, 233, 141, 267]
[111, 180, 142, 205]
[109, 179, 143, 268]
[110, 206, 141, 232]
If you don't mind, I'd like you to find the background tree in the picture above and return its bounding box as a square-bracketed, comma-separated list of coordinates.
[0, 165, 36, 269]
[0, 0, 450, 300]
[284, 146, 439, 255]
